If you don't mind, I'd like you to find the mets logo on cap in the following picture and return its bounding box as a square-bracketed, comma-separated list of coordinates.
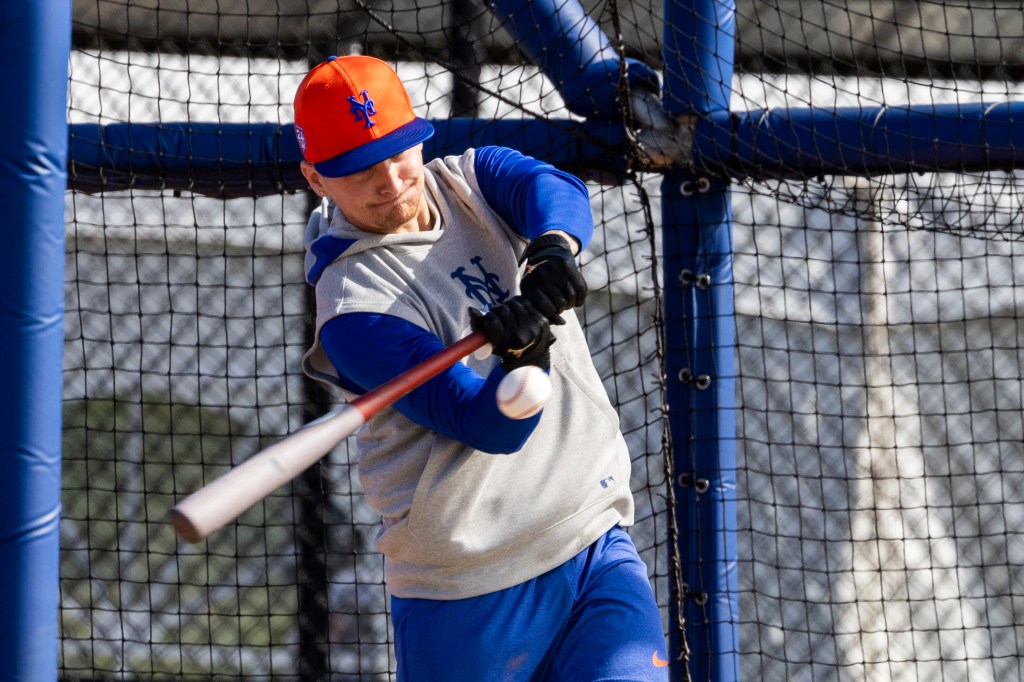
[293, 55, 434, 178]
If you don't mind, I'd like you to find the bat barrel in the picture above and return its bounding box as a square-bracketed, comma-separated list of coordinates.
[169, 405, 365, 542]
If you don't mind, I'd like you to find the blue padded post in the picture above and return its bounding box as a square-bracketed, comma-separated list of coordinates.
[0, 1, 70, 678]
[662, 0, 741, 679]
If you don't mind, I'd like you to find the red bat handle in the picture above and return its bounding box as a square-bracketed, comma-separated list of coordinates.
[352, 330, 489, 418]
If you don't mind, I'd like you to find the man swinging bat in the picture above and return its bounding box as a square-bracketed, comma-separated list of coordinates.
[293, 54, 669, 681]
[186, 54, 670, 680]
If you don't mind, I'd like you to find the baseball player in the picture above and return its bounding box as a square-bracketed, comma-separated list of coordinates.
[294, 55, 669, 681]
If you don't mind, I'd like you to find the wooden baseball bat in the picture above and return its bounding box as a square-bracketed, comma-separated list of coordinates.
[169, 331, 488, 543]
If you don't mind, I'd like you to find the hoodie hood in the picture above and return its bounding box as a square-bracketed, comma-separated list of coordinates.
[303, 192, 443, 286]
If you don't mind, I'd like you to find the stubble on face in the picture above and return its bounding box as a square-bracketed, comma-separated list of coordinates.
[364, 176, 425, 233]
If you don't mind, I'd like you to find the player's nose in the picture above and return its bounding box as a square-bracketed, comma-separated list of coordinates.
[376, 160, 404, 195]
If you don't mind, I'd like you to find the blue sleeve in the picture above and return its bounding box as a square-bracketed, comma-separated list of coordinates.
[474, 145, 593, 249]
[319, 312, 541, 454]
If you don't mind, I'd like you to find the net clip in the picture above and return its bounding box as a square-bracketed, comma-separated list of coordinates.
[681, 582, 709, 605]
[678, 473, 710, 494]
[678, 269, 711, 289]
[677, 368, 711, 390]
[679, 177, 711, 196]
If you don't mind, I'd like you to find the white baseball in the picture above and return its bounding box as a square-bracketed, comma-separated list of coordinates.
[496, 365, 552, 419]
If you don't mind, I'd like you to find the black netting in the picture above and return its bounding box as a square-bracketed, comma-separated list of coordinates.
[64, 1, 1024, 680]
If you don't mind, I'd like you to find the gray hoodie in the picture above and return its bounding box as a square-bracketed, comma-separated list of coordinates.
[301, 149, 634, 600]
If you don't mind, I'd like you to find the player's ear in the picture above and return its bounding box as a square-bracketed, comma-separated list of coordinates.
[300, 160, 324, 194]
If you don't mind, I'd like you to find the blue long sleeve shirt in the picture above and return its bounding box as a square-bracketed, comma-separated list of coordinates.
[318, 146, 592, 453]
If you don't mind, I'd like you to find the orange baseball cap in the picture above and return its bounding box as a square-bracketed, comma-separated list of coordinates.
[293, 55, 434, 177]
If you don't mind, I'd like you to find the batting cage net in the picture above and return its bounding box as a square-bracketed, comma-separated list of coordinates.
[62, 1, 1024, 680]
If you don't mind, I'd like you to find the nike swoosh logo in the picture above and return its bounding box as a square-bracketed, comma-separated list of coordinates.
[652, 651, 669, 668]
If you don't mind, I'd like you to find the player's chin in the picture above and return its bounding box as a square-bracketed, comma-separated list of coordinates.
[376, 200, 420, 231]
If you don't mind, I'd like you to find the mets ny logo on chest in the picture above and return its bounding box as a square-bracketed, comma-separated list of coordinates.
[451, 256, 510, 307]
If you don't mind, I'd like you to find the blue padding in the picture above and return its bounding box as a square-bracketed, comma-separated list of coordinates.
[69, 119, 632, 196]
[693, 101, 1024, 178]
[490, 0, 659, 119]
[426, 119, 630, 172]
[662, 0, 736, 115]
[68, 102, 1024, 194]
[662, 179, 739, 682]
[663, 0, 740, 680]
[0, 0, 70, 679]
[70, 121, 302, 169]
[69, 121, 306, 197]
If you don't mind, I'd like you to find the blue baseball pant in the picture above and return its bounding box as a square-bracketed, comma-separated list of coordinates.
[391, 526, 670, 681]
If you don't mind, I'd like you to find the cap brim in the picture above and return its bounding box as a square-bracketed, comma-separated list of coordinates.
[314, 118, 435, 178]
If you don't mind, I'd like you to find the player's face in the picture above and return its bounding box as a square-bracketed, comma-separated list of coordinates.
[318, 145, 429, 234]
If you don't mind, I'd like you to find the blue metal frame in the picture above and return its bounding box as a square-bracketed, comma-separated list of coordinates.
[68, 102, 1024, 196]
[57, 1, 1024, 680]
[662, 0, 740, 679]
[486, 0, 659, 119]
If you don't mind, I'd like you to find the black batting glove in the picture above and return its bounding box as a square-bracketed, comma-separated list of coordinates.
[469, 297, 555, 371]
[519, 233, 588, 325]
